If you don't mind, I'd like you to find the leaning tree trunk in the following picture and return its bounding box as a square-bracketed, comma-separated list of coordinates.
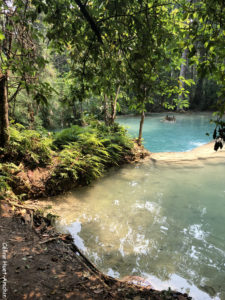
[138, 110, 145, 146]
[0, 73, 9, 148]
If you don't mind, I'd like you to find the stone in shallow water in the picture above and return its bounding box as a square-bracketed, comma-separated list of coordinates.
[122, 276, 152, 289]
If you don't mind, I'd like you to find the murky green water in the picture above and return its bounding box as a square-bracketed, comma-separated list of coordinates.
[118, 113, 214, 152]
[49, 160, 225, 300]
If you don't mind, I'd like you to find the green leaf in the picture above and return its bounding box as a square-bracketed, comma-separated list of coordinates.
[0, 33, 5, 40]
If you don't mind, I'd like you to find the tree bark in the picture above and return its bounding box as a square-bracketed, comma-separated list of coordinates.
[110, 85, 120, 125]
[138, 110, 145, 146]
[177, 48, 188, 111]
[103, 94, 110, 125]
[0, 74, 9, 147]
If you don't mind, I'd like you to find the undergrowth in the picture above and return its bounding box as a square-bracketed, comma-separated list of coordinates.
[0, 162, 22, 200]
[47, 121, 134, 191]
[1, 124, 53, 168]
[1, 121, 134, 198]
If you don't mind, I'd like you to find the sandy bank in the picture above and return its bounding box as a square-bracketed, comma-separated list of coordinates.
[150, 141, 225, 165]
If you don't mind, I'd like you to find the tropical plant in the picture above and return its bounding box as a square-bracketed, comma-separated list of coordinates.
[1, 124, 53, 167]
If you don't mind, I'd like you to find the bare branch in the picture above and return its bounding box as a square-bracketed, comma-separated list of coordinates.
[9, 82, 22, 102]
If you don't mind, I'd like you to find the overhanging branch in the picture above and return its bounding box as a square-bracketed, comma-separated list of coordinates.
[74, 0, 103, 44]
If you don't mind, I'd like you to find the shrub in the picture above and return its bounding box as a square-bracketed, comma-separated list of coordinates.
[53, 125, 85, 149]
[48, 121, 134, 188]
[53, 122, 133, 158]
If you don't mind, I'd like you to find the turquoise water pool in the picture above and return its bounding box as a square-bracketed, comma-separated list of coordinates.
[118, 113, 214, 152]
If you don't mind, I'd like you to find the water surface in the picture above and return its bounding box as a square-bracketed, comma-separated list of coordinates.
[118, 113, 214, 152]
[49, 161, 225, 300]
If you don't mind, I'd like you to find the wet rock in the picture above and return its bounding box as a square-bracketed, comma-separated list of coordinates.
[122, 276, 152, 289]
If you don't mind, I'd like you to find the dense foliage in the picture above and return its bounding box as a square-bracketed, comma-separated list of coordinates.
[0, 121, 134, 199]
[1, 1, 224, 133]
[4, 124, 52, 167]
[49, 122, 133, 188]
[0, 0, 224, 155]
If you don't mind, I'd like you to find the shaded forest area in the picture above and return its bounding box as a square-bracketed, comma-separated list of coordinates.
[1, 0, 225, 199]
[1, 0, 225, 137]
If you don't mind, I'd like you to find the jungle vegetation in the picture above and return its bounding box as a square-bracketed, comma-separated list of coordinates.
[0, 0, 225, 198]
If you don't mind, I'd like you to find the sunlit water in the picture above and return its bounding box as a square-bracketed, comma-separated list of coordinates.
[46, 160, 225, 300]
[118, 113, 214, 152]
[42, 113, 224, 299]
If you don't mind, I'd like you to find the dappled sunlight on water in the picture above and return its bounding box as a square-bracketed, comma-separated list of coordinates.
[43, 161, 225, 300]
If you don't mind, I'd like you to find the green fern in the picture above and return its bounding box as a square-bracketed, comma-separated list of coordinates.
[0, 163, 22, 196]
[4, 124, 53, 167]
[2, 120, 135, 197]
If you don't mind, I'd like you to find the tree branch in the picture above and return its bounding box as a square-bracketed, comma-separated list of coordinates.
[74, 0, 103, 44]
[9, 82, 22, 102]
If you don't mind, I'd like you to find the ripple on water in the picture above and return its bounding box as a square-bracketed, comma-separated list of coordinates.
[50, 158, 225, 300]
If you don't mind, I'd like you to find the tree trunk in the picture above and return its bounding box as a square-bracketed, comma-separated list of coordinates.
[191, 46, 204, 109]
[110, 85, 120, 125]
[28, 104, 34, 129]
[0, 74, 9, 148]
[177, 48, 188, 111]
[103, 94, 110, 125]
[192, 77, 203, 108]
[138, 110, 145, 146]
[72, 101, 77, 120]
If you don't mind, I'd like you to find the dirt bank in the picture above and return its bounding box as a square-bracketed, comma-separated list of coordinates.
[4, 142, 150, 201]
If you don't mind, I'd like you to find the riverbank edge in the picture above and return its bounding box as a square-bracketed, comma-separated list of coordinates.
[1, 143, 193, 299]
[2, 140, 150, 201]
[3, 142, 222, 299]
[1, 199, 191, 300]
